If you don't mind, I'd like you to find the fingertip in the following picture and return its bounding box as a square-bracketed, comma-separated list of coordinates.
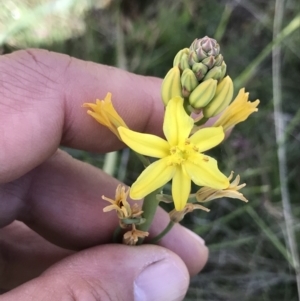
[149, 209, 209, 276]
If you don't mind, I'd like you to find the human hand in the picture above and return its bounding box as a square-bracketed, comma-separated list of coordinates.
[0, 49, 208, 301]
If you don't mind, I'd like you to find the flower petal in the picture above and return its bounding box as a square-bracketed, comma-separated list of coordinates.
[163, 96, 194, 146]
[189, 127, 224, 152]
[130, 158, 175, 199]
[213, 88, 260, 131]
[118, 127, 170, 158]
[172, 167, 191, 211]
[184, 153, 229, 189]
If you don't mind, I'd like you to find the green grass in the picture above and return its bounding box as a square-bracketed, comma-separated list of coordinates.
[2, 0, 300, 299]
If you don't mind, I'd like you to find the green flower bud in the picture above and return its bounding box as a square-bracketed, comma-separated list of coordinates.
[188, 51, 199, 66]
[203, 76, 234, 118]
[173, 48, 189, 68]
[203, 65, 223, 81]
[214, 54, 224, 67]
[192, 62, 208, 81]
[181, 69, 199, 97]
[189, 78, 217, 109]
[179, 53, 190, 71]
[202, 56, 216, 69]
[220, 61, 227, 79]
[161, 66, 182, 106]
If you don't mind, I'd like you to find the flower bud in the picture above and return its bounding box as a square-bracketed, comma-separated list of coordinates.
[190, 36, 220, 57]
[181, 68, 198, 97]
[192, 62, 208, 81]
[202, 56, 216, 69]
[203, 76, 234, 118]
[179, 53, 190, 71]
[220, 61, 227, 79]
[161, 66, 182, 105]
[188, 51, 199, 65]
[189, 78, 217, 109]
[214, 54, 224, 67]
[203, 65, 223, 81]
[173, 48, 189, 68]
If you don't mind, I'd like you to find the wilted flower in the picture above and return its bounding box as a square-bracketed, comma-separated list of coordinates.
[196, 172, 248, 203]
[169, 203, 210, 223]
[102, 185, 144, 228]
[123, 224, 149, 245]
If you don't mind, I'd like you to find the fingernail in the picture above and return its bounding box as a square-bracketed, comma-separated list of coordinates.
[134, 258, 189, 301]
[182, 227, 206, 246]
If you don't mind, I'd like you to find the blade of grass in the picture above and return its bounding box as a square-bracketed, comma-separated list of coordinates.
[272, 0, 300, 297]
[214, 4, 234, 41]
[103, 0, 126, 175]
[246, 206, 293, 267]
[234, 13, 300, 89]
[209, 235, 255, 251]
[194, 200, 260, 235]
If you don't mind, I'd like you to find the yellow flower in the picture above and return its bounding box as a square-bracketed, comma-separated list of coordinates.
[118, 96, 229, 211]
[196, 172, 248, 203]
[83, 92, 128, 139]
[213, 88, 260, 131]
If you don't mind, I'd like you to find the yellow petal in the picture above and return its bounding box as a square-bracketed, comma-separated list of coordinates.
[189, 127, 224, 152]
[213, 88, 260, 131]
[118, 127, 170, 158]
[83, 93, 128, 139]
[163, 96, 194, 146]
[184, 153, 229, 189]
[172, 167, 191, 211]
[130, 158, 175, 199]
[87, 111, 119, 136]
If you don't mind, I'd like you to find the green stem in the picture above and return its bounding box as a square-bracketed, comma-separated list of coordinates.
[149, 221, 175, 244]
[113, 225, 122, 243]
[194, 116, 209, 126]
[136, 188, 161, 244]
[133, 151, 150, 167]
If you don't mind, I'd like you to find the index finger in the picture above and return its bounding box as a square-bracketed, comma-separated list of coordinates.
[0, 49, 164, 183]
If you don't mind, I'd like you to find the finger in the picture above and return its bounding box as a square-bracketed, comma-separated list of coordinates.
[2, 244, 189, 301]
[0, 221, 73, 290]
[1, 150, 208, 277]
[0, 49, 164, 183]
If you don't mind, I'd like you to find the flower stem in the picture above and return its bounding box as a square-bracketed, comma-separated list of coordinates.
[149, 220, 175, 244]
[136, 188, 161, 244]
[113, 225, 122, 243]
[194, 116, 209, 126]
[133, 151, 150, 167]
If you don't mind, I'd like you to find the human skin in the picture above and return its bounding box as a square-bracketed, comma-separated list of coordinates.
[0, 49, 208, 301]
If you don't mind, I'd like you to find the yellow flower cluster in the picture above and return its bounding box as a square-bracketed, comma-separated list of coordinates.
[84, 88, 258, 212]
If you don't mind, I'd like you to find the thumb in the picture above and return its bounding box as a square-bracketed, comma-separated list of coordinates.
[2, 244, 190, 301]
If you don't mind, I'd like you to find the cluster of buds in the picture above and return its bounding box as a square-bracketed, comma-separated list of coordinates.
[161, 36, 233, 118]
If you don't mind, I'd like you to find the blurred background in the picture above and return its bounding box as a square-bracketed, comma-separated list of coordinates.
[1, 0, 300, 300]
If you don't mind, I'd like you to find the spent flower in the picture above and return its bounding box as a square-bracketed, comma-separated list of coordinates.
[196, 172, 248, 203]
[169, 203, 210, 223]
[102, 185, 144, 228]
[123, 224, 149, 246]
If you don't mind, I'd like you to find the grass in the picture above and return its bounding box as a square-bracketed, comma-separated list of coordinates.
[2, 0, 300, 300]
